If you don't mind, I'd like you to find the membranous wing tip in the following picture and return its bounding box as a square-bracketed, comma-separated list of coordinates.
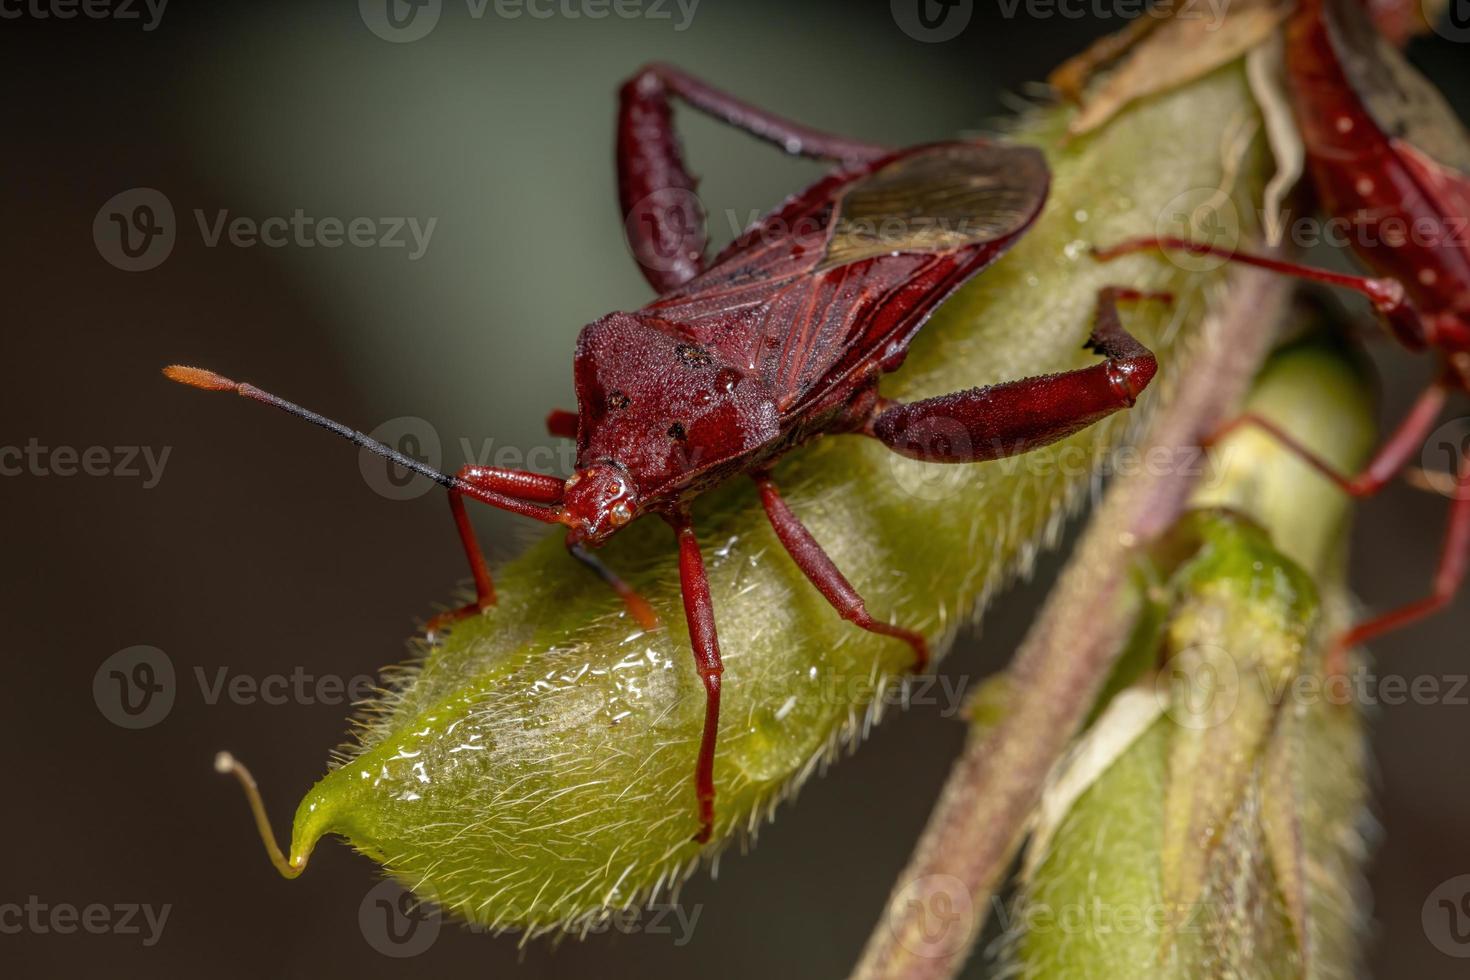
[818, 141, 1050, 270]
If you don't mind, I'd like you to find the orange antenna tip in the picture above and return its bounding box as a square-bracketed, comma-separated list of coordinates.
[215, 751, 308, 879]
[164, 365, 238, 392]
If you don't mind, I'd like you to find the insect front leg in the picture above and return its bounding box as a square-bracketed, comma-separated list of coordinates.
[867, 288, 1165, 462]
[667, 506, 724, 844]
[753, 473, 928, 671]
[428, 465, 567, 636]
[617, 63, 892, 293]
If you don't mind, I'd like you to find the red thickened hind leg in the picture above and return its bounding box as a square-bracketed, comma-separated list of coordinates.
[618, 63, 892, 293]
[1207, 379, 1449, 498]
[668, 507, 724, 844]
[868, 288, 1165, 462]
[426, 465, 567, 636]
[1093, 237, 1429, 347]
[1329, 444, 1470, 675]
[754, 473, 928, 672]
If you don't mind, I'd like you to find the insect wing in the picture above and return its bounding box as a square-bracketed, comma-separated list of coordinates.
[642, 142, 1049, 419]
[817, 142, 1050, 270]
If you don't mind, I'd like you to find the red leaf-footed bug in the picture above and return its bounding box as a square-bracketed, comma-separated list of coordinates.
[173, 64, 1167, 845]
[1094, 0, 1470, 675]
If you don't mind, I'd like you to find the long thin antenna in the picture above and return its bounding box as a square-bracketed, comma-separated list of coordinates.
[215, 751, 306, 879]
[163, 365, 567, 524]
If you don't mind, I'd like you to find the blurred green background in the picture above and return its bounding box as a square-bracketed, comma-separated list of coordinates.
[3, 0, 1469, 975]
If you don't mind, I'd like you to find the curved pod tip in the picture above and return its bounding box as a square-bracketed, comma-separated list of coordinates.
[215, 751, 311, 879]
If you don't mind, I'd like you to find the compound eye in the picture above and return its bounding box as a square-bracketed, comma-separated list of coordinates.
[610, 502, 633, 527]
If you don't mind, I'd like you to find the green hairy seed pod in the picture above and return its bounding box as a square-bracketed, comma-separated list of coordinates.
[1004, 340, 1377, 977]
[238, 69, 1273, 934]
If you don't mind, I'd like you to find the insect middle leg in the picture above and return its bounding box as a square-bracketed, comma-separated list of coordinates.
[1094, 237, 1429, 347]
[617, 63, 893, 293]
[427, 465, 566, 635]
[1209, 376, 1450, 498]
[667, 506, 724, 844]
[1327, 435, 1470, 675]
[754, 472, 928, 671]
[1206, 373, 1469, 673]
[867, 287, 1165, 462]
